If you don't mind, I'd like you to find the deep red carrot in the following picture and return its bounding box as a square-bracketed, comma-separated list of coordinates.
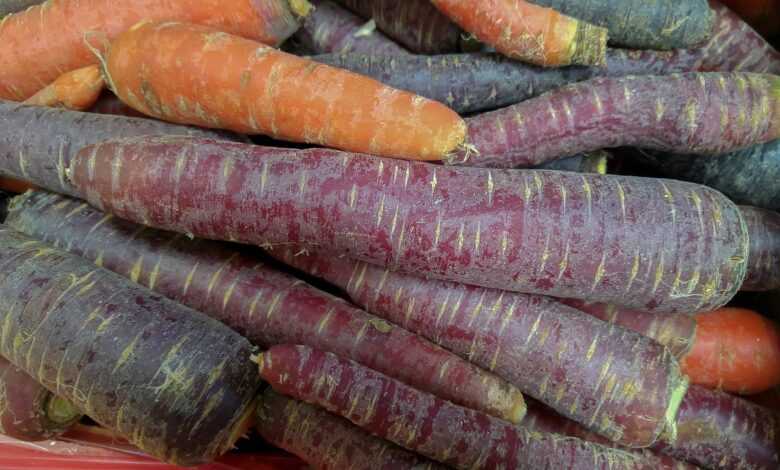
[23, 65, 104, 111]
[560, 299, 696, 359]
[429, 0, 607, 66]
[0, 0, 310, 101]
[7, 190, 526, 423]
[740, 206, 780, 291]
[256, 388, 446, 470]
[103, 21, 464, 161]
[0, 356, 82, 441]
[681, 307, 780, 394]
[258, 344, 671, 469]
[272, 250, 687, 447]
[0, 227, 261, 465]
[292, 0, 408, 55]
[451, 72, 780, 168]
[69, 136, 748, 315]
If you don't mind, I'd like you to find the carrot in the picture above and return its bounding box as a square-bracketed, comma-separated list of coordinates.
[0, 0, 311, 101]
[258, 344, 671, 469]
[680, 307, 780, 394]
[0, 0, 40, 16]
[719, 0, 780, 37]
[257, 388, 447, 470]
[0, 102, 237, 198]
[88, 92, 146, 118]
[560, 299, 697, 359]
[23, 65, 104, 111]
[527, 0, 714, 49]
[0, 356, 82, 441]
[7, 190, 527, 424]
[272, 250, 688, 448]
[0, 227, 261, 466]
[69, 136, 748, 315]
[103, 21, 464, 161]
[335, 0, 473, 54]
[429, 0, 607, 66]
[452, 72, 780, 168]
[292, 0, 408, 55]
[312, 52, 596, 114]
[740, 205, 780, 291]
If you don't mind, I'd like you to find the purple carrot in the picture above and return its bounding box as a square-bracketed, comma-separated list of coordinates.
[450, 72, 780, 168]
[739, 205, 780, 291]
[68, 136, 748, 314]
[272, 250, 688, 448]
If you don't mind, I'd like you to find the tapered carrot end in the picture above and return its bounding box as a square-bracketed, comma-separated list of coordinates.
[439, 117, 468, 159]
[288, 0, 313, 18]
[569, 22, 608, 67]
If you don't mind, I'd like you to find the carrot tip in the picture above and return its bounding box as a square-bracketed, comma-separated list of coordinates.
[569, 22, 608, 67]
[288, 0, 313, 18]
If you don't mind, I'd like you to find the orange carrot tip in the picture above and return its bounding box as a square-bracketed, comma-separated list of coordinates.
[23, 65, 105, 111]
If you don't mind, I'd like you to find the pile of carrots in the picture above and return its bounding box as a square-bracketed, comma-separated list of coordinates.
[0, 0, 778, 469]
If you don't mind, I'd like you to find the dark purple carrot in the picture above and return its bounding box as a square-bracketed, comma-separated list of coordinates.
[256, 388, 446, 470]
[739, 206, 780, 291]
[0, 227, 260, 466]
[6, 190, 526, 423]
[272, 250, 687, 448]
[559, 299, 696, 359]
[291, 0, 408, 55]
[68, 136, 748, 314]
[0, 101, 237, 197]
[258, 344, 674, 469]
[0, 355, 82, 441]
[450, 72, 780, 168]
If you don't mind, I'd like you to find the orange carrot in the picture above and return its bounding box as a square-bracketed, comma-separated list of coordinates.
[23, 65, 105, 110]
[682, 307, 780, 394]
[429, 0, 607, 66]
[104, 21, 465, 160]
[0, 0, 311, 101]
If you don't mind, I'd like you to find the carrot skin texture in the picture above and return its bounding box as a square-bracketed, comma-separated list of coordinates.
[560, 299, 696, 359]
[681, 308, 780, 394]
[256, 388, 447, 470]
[527, 0, 714, 49]
[6, 190, 526, 423]
[272, 250, 688, 448]
[335, 0, 466, 54]
[0, 228, 261, 465]
[740, 206, 780, 291]
[429, 0, 607, 66]
[453, 72, 780, 168]
[106, 22, 464, 161]
[312, 52, 595, 114]
[655, 385, 780, 470]
[70, 136, 748, 315]
[0, 356, 81, 441]
[0, 102, 235, 198]
[259, 345, 668, 469]
[0, 0, 308, 101]
[292, 0, 408, 55]
[23, 65, 104, 111]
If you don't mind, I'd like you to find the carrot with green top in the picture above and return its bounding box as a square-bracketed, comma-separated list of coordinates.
[429, 0, 608, 66]
[0, 0, 310, 101]
[103, 21, 464, 160]
[24, 65, 104, 111]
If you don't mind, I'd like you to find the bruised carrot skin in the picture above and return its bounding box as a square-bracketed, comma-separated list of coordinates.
[560, 299, 696, 359]
[105, 22, 464, 161]
[23, 65, 104, 111]
[740, 206, 780, 291]
[0, 102, 236, 198]
[257, 388, 447, 470]
[681, 307, 780, 394]
[0, 0, 309, 101]
[0, 228, 261, 466]
[293, 0, 408, 55]
[0, 356, 82, 441]
[430, 0, 607, 66]
[258, 345, 669, 469]
[452, 72, 780, 168]
[336, 0, 468, 54]
[7, 190, 526, 423]
[272, 250, 688, 448]
[69, 136, 748, 315]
